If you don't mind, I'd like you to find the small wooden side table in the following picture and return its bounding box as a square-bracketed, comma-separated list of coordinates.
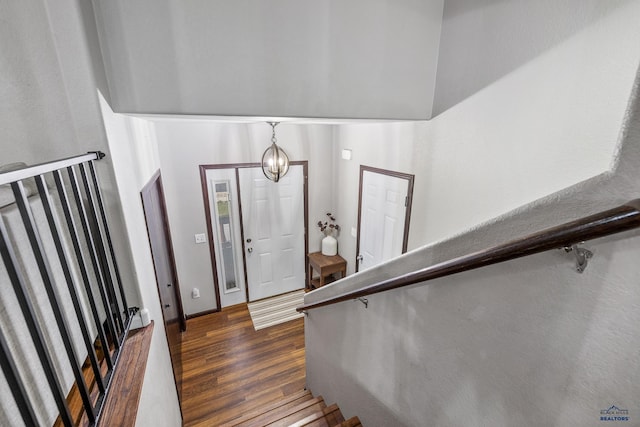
[307, 252, 347, 290]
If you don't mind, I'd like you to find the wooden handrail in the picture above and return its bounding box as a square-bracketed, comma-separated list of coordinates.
[297, 199, 640, 312]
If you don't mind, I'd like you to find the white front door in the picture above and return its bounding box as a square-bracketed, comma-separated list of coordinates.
[205, 168, 247, 307]
[239, 165, 306, 301]
[357, 167, 413, 272]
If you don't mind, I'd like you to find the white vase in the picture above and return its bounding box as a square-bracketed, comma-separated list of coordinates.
[321, 235, 338, 256]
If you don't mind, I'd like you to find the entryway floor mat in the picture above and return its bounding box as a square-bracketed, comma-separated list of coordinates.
[247, 290, 305, 331]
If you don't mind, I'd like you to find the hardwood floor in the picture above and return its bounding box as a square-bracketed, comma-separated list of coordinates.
[179, 303, 306, 426]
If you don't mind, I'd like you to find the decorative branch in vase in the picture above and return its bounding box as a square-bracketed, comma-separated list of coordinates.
[318, 213, 340, 256]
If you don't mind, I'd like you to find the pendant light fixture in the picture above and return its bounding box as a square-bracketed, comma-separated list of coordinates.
[261, 122, 290, 182]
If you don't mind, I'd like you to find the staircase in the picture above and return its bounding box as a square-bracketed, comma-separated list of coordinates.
[225, 389, 362, 427]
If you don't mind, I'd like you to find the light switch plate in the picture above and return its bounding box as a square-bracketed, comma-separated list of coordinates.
[351, 227, 357, 238]
[194, 233, 207, 244]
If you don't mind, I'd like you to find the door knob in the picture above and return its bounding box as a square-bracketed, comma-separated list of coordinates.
[357, 254, 364, 263]
[246, 238, 252, 243]
[247, 247, 253, 253]
[164, 304, 171, 308]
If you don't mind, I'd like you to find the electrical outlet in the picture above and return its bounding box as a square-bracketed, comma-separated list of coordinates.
[191, 288, 200, 299]
[194, 233, 207, 244]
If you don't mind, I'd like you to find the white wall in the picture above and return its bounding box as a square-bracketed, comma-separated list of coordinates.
[432, 0, 635, 116]
[0, 0, 139, 307]
[305, 1, 640, 426]
[332, 122, 425, 274]
[77, 0, 113, 107]
[99, 97, 182, 427]
[153, 121, 333, 315]
[333, 0, 640, 273]
[0, 0, 181, 424]
[91, 0, 443, 120]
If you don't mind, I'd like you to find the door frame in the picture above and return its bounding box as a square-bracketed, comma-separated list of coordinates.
[355, 165, 415, 272]
[141, 170, 187, 330]
[140, 170, 186, 410]
[199, 161, 309, 306]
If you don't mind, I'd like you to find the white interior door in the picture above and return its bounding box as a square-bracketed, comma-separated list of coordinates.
[239, 165, 306, 301]
[357, 168, 412, 272]
[205, 168, 247, 307]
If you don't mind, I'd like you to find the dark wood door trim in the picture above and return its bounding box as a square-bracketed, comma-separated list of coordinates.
[199, 166, 223, 313]
[141, 170, 186, 330]
[199, 161, 309, 306]
[355, 165, 415, 273]
[140, 170, 185, 411]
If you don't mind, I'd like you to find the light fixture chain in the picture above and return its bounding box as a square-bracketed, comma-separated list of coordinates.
[270, 121, 278, 144]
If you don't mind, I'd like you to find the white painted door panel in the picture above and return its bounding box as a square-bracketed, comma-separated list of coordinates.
[239, 166, 305, 301]
[359, 171, 409, 271]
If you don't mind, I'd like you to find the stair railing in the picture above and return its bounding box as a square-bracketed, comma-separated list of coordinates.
[0, 152, 133, 426]
[297, 199, 640, 312]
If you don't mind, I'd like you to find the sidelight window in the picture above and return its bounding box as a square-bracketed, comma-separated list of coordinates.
[213, 181, 240, 293]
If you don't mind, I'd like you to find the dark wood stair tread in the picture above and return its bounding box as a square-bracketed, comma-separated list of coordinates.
[224, 389, 313, 426]
[288, 403, 345, 427]
[266, 396, 326, 427]
[230, 396, 325, 427]
[340, 416, 362, 427]
[226, 389, 360, 427]
[321, 403, 345, 426]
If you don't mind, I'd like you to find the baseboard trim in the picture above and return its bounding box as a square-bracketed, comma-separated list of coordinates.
[186, 308, 220, 319]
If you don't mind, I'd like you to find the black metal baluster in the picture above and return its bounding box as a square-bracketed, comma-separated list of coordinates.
[53, 169, 113, 376]
[78, 164, 125, 341]
[0, 213, 73, 427]
[11, 180, 95, 424]
[87, 161, 129, 324]
[0, 325, 39, 426]
[67, 166, 121, 356]
[35, 174, 105, 413]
